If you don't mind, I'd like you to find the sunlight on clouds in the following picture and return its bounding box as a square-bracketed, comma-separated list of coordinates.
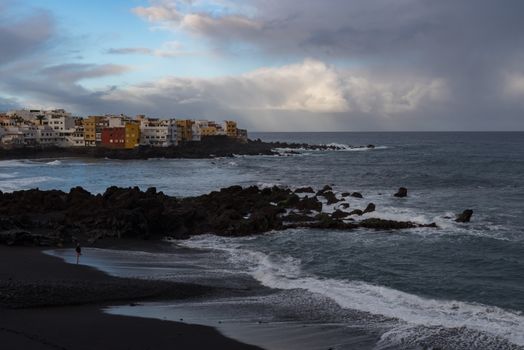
[102, 59, 446, 116]
[344, 76, 448, 116]
[132, 2, 182, 24]
[504, 73, 524, 97]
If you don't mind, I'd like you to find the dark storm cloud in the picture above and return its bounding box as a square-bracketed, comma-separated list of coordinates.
[133, 0, 524, 129]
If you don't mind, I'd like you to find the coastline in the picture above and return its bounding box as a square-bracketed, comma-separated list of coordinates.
[0, 136, 375, 161]
[44, 240, 384, 350]
[0, 245, 264, 350]
[0, 136, 276, 160]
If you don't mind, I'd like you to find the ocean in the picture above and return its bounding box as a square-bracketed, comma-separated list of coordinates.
[4, 132, 524, 349]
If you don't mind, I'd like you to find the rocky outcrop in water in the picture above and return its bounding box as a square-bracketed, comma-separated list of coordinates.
[294, 187, 315, 194]
[394, 187, 408, 197]
[0, 185, 438, 246]
[455, 209, 473, 223]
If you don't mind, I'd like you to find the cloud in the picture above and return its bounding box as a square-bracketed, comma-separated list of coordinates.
[94, 59, 447, 130]
[39, 63, 131, 82]
[0, 8, 55, 66]
[0, 96, 20, 111]
[107, 47, 154, 55]
[1, 1, 523, 130]
[504, 73, 524, 98]
[127, 0, 524, 130]
[132, 1, 182, 22]
[106, 41, 192, 57]
[133, 0, 262, 39]
[132, 2, 182, 24]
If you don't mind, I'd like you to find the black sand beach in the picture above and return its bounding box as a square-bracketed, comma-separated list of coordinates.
[0, 245, 263, 350]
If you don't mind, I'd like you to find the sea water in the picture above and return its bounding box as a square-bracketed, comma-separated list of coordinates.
[9, 132, 524, 349]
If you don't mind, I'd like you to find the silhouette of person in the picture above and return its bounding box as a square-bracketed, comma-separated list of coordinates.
[75, 243, 82, 264]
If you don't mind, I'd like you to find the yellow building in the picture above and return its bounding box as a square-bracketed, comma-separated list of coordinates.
[201, 126, 217, 136]
[224, 120, 237, 137]
[176, 119, 193, 142]
[124, 122, 140, 149]
[83, 116, 108, 146]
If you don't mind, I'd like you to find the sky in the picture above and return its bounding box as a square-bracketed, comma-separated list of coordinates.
[1, 0, 523, 131]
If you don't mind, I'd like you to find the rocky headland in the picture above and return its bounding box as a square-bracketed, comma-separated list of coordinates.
[0, 184, 472, 247]
[0, 136, 376, 160]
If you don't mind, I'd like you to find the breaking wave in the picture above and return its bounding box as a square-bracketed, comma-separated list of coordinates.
[180, 235, 524, 348]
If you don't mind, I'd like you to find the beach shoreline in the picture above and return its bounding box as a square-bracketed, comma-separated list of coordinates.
[0, 244, 264, 350]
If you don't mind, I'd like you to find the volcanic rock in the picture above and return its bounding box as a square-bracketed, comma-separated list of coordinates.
[455, 209, 473, 223]
[332, 210, 350, 219]
[362, 203, 376, 214]
[294, 187, 315, 194]
[319, 191, 340, 205]
[394, 187, 408, 197]
[294, 196, 322, 212]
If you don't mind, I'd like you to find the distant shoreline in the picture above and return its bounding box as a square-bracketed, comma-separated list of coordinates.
[0, 136, 278, 160]
[0, 135, 374, 161]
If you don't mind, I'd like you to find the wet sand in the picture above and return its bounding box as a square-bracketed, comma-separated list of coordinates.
[0, 246, 263, 350]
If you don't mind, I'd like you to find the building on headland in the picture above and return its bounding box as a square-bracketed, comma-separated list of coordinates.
[101, 127, 126, 148]
[124, 122, 140, 149]
[236, 128, 248, 143]
[83, 116, 109, 147]
[224, 120, 237, 137]
[138, 117, 177, 147]
[0, 108, 248, 148]
[175, 119, 193, 143]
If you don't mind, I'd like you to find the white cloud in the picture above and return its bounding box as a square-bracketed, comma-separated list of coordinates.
[343, 75, 448, 116]
[102, 59, 447, 117]
[132, 0, 261, 36]
[504, 73, 524, 97]
[107, 41, 193, 57]
[181, 13, 261, 35]
[132, 2, 182, 24]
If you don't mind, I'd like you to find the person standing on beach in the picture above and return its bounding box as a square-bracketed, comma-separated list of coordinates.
[75, 243, 82, 264]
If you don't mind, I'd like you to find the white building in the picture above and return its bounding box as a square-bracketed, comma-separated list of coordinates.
[191, 120, 209, 141]
[35, 126, 61, 145]
[107, 114, 132, 128]
[139, 118, 177, 147]
[0, 127, 25, 146]
[19, 125, 38, 145]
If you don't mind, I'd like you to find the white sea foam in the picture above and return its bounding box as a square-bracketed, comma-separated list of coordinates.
[0, 160, 38, 167]
[257, 182, 286, 189]
[272, 144, 388, 155]
[179, 235, 524, 347]
[0, 176, 60, 192]
[323, 143, 389, 151]
[46, 160, 62, 165]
